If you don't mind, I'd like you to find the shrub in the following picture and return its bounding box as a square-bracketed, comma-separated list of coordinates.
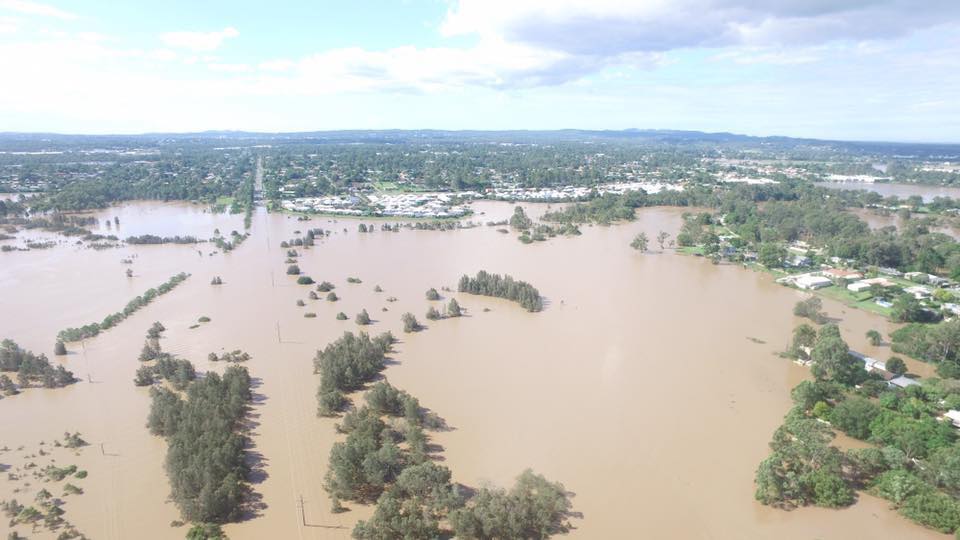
[447, 299, 462, 317]
[402, 313, 421, 333]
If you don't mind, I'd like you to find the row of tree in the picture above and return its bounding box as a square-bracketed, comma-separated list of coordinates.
[457, 271, 543, 312]
[314, 331, 395, 416]
[147, 365, 252, 524]
[57, 273, 190, 342]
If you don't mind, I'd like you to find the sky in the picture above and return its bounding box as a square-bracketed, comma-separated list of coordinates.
[0, 0, 959, 141]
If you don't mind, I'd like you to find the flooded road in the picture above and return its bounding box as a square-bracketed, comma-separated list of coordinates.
[0, 200, 945, 539]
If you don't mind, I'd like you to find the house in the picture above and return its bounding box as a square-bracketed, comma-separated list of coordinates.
[878, 267, 904, 277]
[850, 350, 887, 374]
[889, 376, 920, 389]
[945, 410, 960, 428]
[904, 285, 932, 299]
[788, 255, 813, 268]
[824, 268, 863, 281]
[861, 277, 897, 288]
[795, 275, 832, 290]
[847, 281, 872, 293]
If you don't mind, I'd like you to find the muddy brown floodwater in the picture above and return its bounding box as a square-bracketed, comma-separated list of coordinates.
[0, 200, 947, 539]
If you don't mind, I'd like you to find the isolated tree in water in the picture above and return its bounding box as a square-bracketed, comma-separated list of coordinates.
[657, 231, 670, 251]
[447, 298, 462, 317]
[630, 232, 649, 252]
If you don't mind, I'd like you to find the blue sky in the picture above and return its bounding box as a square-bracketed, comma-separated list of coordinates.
[1, 0, 959, 141]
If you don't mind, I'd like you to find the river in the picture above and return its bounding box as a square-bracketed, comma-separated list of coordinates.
[0, 200, 945, 539]
[818, 181, 960, 202]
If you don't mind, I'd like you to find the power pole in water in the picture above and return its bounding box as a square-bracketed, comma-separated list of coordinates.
[298, 494, 305, 526]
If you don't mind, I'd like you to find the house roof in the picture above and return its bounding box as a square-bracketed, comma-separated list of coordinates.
[889, 376, 920, 388]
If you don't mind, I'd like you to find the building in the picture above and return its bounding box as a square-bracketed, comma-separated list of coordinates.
[904, 285, 932, 299]
[945, 410, 960, 428]
[795, 274, 832, 290]
[847, 281, 872, 293]
[850, 350, 887, 374]
[889, 375, 920, 389]
[823, 268, 863, 281]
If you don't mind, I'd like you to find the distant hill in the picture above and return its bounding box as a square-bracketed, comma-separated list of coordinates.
[1, 129, 958, 159]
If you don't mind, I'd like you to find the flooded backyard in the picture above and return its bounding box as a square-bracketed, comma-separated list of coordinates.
[0, 200, 947, 539]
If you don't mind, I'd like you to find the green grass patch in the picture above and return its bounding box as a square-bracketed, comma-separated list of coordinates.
[677, 246, 705, 256]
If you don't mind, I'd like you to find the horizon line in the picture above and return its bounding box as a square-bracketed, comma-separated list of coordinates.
[1, 128, 959, 147]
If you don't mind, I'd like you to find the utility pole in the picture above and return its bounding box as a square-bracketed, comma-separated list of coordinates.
[298, 494, 305, 526]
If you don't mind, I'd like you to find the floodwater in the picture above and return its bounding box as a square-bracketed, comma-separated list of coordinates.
[818, 181, 960, 202]
[0, 200, 945, 539]
[851, 207, 960, 240]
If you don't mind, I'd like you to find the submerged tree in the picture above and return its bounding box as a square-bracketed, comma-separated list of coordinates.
[402, 313, 421, 333]
[630, 232, 649, 252]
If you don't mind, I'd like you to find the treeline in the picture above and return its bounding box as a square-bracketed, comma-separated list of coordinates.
[135, 355, 196, 389]
[25, 151, 255, 211]
[147, 365, 252, 524]
[314, 331, 395, 416]
[125, 234, 200, 245]
[891, 320, 960, 378]
[458, 271, 543, 312]
[213, 230, 248, 252]
[760, 323, 960, 534]
[0, 339, 74, 394]
[319, 380, 574, 539]
[57, 273, 190, 342]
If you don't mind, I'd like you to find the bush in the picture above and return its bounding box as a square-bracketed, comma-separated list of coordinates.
[336, 312, 348, 321]
[830, 397, 881, 440]
[425, 307, 441, 321]
[356, 309, 371, 325]
[450, 469, 571, 539]
[297, 276, 315, 285]
[887, 357, 908, 377]
[317, 281, 335, 292]
[794, 297, 827, 324]
[425, 288, 440, 301]
[286, 264, 301, 275]
[447, 299, 462, 317]
[327, 292, 339, 302]
[402, 313, 421, 333]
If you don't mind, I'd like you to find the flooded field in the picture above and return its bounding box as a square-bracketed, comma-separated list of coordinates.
[818, 181, 960, 202]
[0, 200, 946, 539]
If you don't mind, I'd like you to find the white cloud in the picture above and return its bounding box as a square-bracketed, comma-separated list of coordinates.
[208, 62, 251, 73]
[0, 0, 75, 19]
[0, 15, 18, 33]
[160, 26, 239, 52]
[712, 47, 824, 65]
[258, 59, 295, 72]
[442, 0, 960, 54]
